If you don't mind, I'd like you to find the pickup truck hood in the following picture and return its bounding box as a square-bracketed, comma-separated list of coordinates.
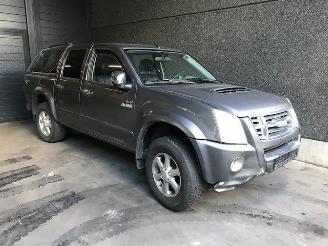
[150, 83, 290, 117]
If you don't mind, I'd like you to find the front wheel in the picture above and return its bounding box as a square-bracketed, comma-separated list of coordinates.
[145, 136, 204, 211]
[36, 102, 66, 143]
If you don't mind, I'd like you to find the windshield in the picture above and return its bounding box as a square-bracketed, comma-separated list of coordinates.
[126, 50, 218, 85]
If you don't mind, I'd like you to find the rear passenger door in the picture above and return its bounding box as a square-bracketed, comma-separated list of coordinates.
[55, 48, 88, 127]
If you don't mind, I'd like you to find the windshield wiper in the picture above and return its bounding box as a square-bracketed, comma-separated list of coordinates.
[185, 77, 220, 84]
[146, 79, 195, 85]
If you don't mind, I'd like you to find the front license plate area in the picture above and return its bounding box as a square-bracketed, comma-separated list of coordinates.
[273, 151, 297, 169]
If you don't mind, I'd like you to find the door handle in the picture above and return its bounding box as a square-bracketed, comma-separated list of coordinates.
[81, 89, 94, 96]
[55, 84, 64, 90]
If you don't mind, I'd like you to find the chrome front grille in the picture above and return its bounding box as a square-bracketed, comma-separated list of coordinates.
[251, 111, 292, 140]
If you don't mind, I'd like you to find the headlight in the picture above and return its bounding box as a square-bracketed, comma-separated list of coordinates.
[286, 98, 299, 128]
[214, 110, 247, 144]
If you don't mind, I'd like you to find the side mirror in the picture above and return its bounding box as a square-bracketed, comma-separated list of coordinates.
[111, 71, 132, 91]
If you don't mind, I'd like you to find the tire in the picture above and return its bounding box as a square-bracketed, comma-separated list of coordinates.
[36, 102, 66, 143]
[145, 136, 204, 211]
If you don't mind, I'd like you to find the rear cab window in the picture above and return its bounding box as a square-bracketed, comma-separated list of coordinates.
[62, 49, 88, 79]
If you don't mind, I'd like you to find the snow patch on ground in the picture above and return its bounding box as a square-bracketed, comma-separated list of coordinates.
[48, 171, 55, 177]
[105, 209, 123, 219]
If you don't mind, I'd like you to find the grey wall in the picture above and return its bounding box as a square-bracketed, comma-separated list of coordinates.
[27, 0, 90, 59]
[38, 0, 90, 49]
[91, 0, 328, 142]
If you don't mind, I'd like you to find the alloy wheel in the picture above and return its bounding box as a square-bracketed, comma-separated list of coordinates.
[38, 111, 52, 137]
[152, 153, 181, 197]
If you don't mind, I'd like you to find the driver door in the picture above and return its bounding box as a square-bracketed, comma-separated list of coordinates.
[80, 49, 136, 150]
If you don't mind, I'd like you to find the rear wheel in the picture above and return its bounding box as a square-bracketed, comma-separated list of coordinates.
[36, 103, 66, 142]
[145, 136, 204, 211]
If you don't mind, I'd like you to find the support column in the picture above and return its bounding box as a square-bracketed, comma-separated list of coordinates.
[24, 0, 41, 61]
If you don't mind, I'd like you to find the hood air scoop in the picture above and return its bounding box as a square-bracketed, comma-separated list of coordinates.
[210, 87, 249, 94]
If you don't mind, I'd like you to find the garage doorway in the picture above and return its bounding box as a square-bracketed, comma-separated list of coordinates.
[0, 30, 30, 122]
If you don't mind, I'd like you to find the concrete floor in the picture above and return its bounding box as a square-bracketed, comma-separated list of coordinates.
[0, 121, 327, 246]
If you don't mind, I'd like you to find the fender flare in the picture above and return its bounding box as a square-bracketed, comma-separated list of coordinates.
[32, 87, 59, 121]
[135, 113, 206, 168]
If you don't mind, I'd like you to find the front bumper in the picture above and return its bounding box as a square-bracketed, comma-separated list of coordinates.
[190, 130, 301, 187]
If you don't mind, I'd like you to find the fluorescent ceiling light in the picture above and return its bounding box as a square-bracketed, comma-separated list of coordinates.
[108, 65, 122, 68]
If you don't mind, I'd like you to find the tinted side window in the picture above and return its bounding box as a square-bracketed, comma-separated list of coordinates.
[43, 49, 64, 73]
[30, 48, 64, 73]
[63, 49, 87, 79]
[87, 50, 123, 86]
[29, 52, 47, 73]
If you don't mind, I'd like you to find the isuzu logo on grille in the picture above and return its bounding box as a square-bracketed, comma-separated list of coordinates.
[259, 116, 269, 139]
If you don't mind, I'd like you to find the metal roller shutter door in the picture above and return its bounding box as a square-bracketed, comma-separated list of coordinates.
[0, 33, 29, 122]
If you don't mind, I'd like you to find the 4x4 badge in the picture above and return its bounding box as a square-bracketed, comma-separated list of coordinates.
[121, 100, 134, 109]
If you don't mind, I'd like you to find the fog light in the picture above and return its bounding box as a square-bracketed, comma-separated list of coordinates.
[230, 157, 244, 172]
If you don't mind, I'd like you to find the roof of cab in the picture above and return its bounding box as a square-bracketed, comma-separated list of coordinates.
[94, 43, 182, 52]
[46, 42, 183, 53]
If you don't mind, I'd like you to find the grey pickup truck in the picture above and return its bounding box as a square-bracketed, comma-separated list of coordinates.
[24, 43, 301, 211]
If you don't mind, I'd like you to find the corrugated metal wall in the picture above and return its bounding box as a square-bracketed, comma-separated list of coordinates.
[0, 0, 29, 122]
[0, 0, 90, 122]
[0, 0, 26, 29]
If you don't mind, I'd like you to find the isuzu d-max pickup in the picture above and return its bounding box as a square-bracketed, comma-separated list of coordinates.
[24, 43, 301, 211]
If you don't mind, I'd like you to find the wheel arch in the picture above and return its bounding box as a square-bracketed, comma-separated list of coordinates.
[135, 120, 205, 180]
[32, 87, 58, 121]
